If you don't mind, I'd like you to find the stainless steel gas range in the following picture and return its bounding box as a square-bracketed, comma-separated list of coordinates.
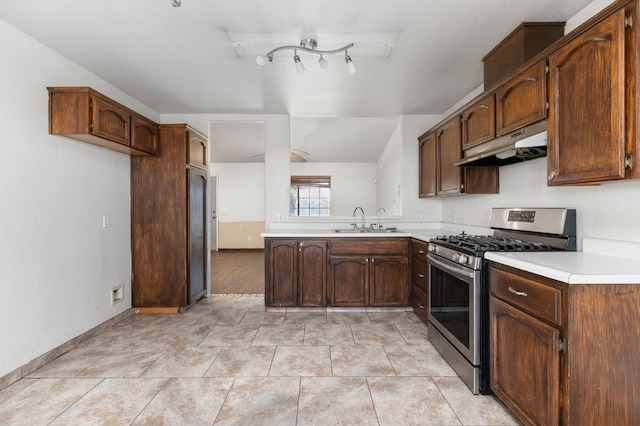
[427, 208, 576, 394]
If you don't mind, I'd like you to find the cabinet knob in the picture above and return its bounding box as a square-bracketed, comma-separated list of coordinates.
[418, 303, 425, 309]
[548, 171, 556, 181]
[418, 250, 425, 254]
[418, 273, 425, 278]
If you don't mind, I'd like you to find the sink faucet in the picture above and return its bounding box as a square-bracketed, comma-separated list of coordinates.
[377, 207, 386, 230]
[353, 206, 365, 230]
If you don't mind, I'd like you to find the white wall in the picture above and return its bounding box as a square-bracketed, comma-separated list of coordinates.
[210, 163, 265, 222]
[290, 162, 377, 217]
[377, 123, 403, 216]
[0, 19, 148, 378]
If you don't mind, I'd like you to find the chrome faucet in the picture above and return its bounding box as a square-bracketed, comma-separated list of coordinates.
[353, 206, 365, 230]
[377, 207, 386, 230]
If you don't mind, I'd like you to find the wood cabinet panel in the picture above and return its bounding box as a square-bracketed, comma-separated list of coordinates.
[267, 240, 298, 307]
[298, 240, 327, 307]
[547, 9, 627, 185]
[495, 60, 547, 136]
[330, 239, 409, 255]
[131, 115, 158, 155]
[462, 93, 496, 149]
[189, 131, 207, 167]
[418, 131, 437, 197]
[91, 96, 130, 146]
[411, 256, 428, 294]
[490, 296, 560, 426]
[411, 239, 429, 262]
[329, 256, 369, 307]
[436, 116, 463, 195]
[369, 256, 409, 307]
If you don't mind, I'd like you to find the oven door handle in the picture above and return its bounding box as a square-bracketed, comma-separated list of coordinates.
[427, 254, 475, 281]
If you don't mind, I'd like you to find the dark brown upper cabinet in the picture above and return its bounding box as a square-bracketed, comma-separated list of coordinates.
[547, 8, 629, 185]
[48, 87, 158, 156]
[462, 93, 496, 150]
[436, 116, 464, 195]
[495, 60, 548, 137]
[418, 130, 437, 197]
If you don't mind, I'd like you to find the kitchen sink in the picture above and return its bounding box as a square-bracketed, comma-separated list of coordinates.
[333, 228, 400, 233]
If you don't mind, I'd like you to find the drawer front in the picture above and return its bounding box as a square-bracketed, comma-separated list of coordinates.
[490, 266, 562, 325]
[330, 238, 409, 255]
[412, 285, 429, 323]
[411, 239, 429, 262]
[412, 258, 429, 294]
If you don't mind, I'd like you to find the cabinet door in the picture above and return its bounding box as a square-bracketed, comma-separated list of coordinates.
[418, 131, 437, 197]
[267, 240, 298, 307]
[298, 240, 327, 307]
[188, 131, 207, 166]
[462, 93, 496, 149]
[187, 168, 207, 305]
[131, 115, 158, 155]
[495, 60, 547, 136]
[369, 256, 409, 307]
[490, 297, 560, 426]
[436, 116, 463, 195]
[91, 96, 130, 146]
[329, 256, 368, 307]
[547, 10, 626, 185]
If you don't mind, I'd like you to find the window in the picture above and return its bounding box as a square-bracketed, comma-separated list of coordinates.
[290, 175, 331, 216]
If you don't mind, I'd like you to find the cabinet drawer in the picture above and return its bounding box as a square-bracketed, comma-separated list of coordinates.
[411, 239, 429, 262]
[490, 266, 562, 326]
[412, 258, 429, 294]
[412, 285, 429, 323]
[330, 238, 409, 255]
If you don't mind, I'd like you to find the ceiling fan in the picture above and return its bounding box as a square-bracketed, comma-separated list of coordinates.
[250, 149, 310, 162]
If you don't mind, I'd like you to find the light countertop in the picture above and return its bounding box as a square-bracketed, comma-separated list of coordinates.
[486, 237, 640, 284]
[261, 228, 450, 242]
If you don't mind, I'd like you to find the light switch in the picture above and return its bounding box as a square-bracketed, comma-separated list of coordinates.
[103, 215, 110, 228]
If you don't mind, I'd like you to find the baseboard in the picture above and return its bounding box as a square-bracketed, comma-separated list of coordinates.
[0, 308, 134, 391]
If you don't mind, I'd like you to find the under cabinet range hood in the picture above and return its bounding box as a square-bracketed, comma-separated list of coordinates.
[455, 120, 548, 167]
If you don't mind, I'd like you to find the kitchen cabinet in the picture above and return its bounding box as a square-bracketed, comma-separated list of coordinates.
[329, 238, 410, 307]
[47, 86, 157, 156]
[418, 131, 437, 197]
[418, 117, 498, 198]
[411, 239, 429, 323]
[547, 5, 635, 185]
[489, 262, 640, 425]
[495, 60, 547, 137]
[265, 239, 327, 307]
[461, 93, 496, 150]
[131, 124, 208, 313]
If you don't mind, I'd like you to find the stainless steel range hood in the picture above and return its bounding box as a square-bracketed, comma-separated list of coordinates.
[455, 120, 547, 167]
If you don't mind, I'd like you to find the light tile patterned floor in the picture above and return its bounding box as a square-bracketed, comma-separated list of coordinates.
[0, 295, 520, 425]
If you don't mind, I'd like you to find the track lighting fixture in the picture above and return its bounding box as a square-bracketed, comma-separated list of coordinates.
[170, 0, 181, 7]
[256, 38, 356, 74]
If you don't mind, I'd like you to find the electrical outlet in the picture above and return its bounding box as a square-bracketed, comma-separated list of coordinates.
[419, 214, 430, 222]
[275, 213, 283, 222]
[102, 215, 110, 228]
[247, 236, 252, 241]
[111, 284, 124, 306]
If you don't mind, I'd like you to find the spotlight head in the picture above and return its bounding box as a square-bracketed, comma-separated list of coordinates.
[319, 55, 328, 69]
[170, 0, 181, 7]
[256, 55, 272, 66]
[345, 55, 357, 74]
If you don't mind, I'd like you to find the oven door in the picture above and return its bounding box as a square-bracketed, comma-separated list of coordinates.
[427, 253, 481, 365]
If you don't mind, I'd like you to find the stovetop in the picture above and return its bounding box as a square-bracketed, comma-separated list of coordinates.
[431, 233, 552, 255]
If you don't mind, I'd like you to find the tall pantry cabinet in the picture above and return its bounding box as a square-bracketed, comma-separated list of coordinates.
[131, 124, 208, 313]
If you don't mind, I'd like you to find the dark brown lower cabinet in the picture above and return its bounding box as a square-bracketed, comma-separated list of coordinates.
[489, 262, 640, 425]
[265, 237, 409, 307]
[265, 239, 327, 307]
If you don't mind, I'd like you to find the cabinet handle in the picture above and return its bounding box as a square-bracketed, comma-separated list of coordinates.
[418, 250, 425, 254]
[508, 287, 528, 297]
[418, 303, 425, 309]
[548, 171, 556, 181]
[418, 273, 425, 278]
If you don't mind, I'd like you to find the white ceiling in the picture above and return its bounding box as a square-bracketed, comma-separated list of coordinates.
[0, 0, 594, 162]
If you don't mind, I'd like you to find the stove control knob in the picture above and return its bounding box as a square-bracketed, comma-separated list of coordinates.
[451, 253, 459, 262]
[458, 255, 468, 265]
[428, 245, 436, 253]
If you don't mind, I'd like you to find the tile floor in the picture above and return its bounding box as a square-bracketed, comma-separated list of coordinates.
[0, 295, 520, 425]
